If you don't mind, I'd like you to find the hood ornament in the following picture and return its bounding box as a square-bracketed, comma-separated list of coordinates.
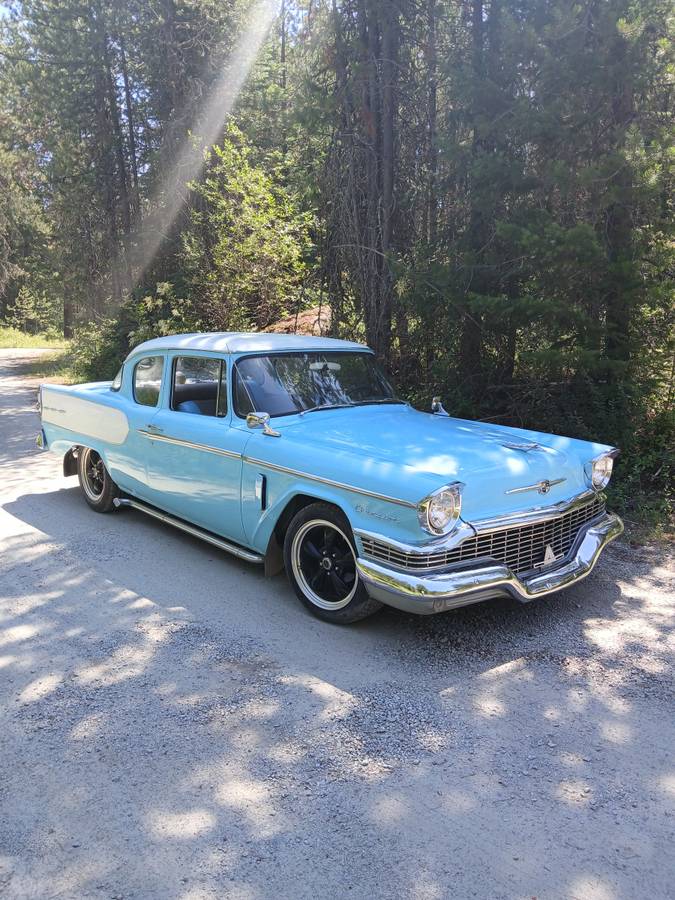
[502, 441, 545, 452]
[431, 396, 450, 417]
[505, 477, 566, 496]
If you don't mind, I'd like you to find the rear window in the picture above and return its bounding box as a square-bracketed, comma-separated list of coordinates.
[133, 356, 164, 407]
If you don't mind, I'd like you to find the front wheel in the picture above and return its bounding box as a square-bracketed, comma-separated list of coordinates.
[283, 503, 382, 624]
[77, 447, 120, 513]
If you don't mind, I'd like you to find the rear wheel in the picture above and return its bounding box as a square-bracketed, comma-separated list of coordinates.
[77, 447, 119, 513]
[284, 503, 382, 623]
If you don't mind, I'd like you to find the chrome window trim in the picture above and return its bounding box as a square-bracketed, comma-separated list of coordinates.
[110, 365, 124, 392]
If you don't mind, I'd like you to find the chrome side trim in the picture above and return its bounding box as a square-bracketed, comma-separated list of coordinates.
[505, 477, 566, 496]
[356, 512, 623, 615]
[113, 497, 263, 563]
[137, 428, 416, 508]
[241, 455, 417, 508]
[137, 429, 242, 460]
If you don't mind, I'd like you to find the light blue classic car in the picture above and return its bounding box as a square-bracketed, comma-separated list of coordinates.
[37, 332, 623, 623]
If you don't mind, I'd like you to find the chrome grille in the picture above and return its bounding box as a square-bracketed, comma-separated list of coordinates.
[361, 496, 605, 575]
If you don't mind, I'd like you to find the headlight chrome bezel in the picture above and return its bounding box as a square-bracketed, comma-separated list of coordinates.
[417, 482, 464, 536]
[585, 449, 620, 492]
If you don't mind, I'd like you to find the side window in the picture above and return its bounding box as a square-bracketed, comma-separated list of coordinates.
[133, 356, 164, 407]
[172, 356, 227, 417]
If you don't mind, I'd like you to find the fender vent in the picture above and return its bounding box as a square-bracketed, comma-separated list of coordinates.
[361, 496, 606, 575]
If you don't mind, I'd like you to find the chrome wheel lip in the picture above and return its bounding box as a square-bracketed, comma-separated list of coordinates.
[81, 447, 105, 502]
[291, 519, 358, 611]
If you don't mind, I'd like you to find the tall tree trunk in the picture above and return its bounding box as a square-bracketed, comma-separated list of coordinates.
[604, 31, 635, 366]
[359, 0, 381, 355]
[119, 33, 141, 224]
[92, 1, 132, 297]
[160, 0, 182, 162]
[458, 0, 486, 392]
[102, 41, 131, 239]
[425, 0, 438, 245]
[92, 43, 122, 308]
[378, 0, 398, 360]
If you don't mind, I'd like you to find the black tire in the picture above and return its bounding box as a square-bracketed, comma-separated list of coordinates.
[283, 502, 382, 624]
[77, 446, 120, 513]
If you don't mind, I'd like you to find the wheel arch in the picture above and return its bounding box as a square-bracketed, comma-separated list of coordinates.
[63, 445, 79, 477]
[263, 492, 350, 576]
[66, 441, 113, 476]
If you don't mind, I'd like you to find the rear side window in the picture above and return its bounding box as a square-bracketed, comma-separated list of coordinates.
[133, 356, 164, 407]
[172, 356, 227, 417]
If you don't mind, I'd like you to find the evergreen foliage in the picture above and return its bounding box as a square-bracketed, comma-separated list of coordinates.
[0, 0, 672, 528]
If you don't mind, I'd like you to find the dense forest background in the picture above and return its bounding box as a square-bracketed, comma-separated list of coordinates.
[0, 0, 673, 526]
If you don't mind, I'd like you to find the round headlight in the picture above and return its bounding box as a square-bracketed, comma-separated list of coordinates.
[418, 483, 463, 535]
[587, 452, 617, 491]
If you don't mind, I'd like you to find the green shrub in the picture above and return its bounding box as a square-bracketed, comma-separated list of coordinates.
[68, 284, 200, 382]
[4, 285, 63, 336]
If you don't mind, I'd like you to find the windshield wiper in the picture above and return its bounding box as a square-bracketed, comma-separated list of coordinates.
[299, 402, 355, 416]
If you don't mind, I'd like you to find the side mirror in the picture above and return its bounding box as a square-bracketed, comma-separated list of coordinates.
[431, 396, 450, 417]
[246, 411, 281, 437]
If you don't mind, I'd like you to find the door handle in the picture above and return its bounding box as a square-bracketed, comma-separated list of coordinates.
[146, 424, 164, 433]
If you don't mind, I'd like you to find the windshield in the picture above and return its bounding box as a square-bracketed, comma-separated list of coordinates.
[233, 352, 400, 418]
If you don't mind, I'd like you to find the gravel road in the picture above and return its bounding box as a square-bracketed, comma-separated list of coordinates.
[1, 348, 673, 900]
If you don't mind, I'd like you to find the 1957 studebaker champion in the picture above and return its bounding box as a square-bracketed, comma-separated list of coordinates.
[37, 332, 624, 623]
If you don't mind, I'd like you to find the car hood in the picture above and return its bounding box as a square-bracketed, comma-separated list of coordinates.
[276, 405, 604, 519]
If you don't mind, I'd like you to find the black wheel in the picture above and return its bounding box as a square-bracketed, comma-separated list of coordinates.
[283, 503, 382, 623]
[77, 447, 120, 513]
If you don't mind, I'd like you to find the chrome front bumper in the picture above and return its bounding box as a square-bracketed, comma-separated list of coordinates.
[356, 512, 623, 615]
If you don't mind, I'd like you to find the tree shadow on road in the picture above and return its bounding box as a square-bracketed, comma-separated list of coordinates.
[1, 486, 674, 900]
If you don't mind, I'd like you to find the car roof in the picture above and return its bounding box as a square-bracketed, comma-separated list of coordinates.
[127, 332, 370, 357]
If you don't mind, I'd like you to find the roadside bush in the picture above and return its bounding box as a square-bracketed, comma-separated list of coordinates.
[608, 407, 674, 535]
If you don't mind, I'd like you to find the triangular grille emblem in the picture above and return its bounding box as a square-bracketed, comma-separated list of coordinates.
[543, 544, 557, 565]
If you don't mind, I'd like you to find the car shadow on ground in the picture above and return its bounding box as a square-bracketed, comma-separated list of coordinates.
[1, 484, 674, 899]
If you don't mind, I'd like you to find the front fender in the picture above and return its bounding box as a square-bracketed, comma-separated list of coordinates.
[240, 458, 421, 556]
